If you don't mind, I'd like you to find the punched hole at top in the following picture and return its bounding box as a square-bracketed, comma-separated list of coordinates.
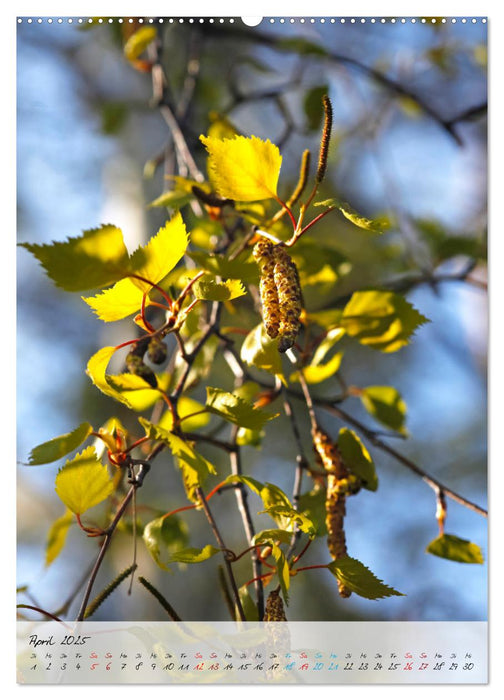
[241, 17, 263, 26]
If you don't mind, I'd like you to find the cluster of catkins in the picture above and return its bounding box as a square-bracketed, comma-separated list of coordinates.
[125, 335, 167, 388]
[312, 427, 361, 598]
[253, 239, 303, 353]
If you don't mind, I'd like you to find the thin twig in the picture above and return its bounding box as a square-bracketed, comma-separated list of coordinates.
[195, 486, 246, 621]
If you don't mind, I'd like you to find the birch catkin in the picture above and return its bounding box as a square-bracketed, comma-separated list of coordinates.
[253, 239, 281, 339]
[274, 245, 303, 353]
[312, 426, 355, 598]
[253, 239, 302, 353]
[263, 589, 287, 621]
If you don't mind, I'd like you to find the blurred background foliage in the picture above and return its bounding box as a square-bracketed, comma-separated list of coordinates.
[17, 16, 487, 622]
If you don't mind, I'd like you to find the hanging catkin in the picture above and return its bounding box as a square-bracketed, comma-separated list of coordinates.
[253, 239, 281, 339]
[263, 589, 287, 621]
[273, 245, 303, 353]
[312, 426, 354, 598]
[253, 239, 302, 352]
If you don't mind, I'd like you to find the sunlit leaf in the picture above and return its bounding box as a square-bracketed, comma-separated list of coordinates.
[327, 556, 404, 599]
[290, 352, 343, 385]
[306, 308, 343, 330]
[426, 534, 484, 564]
[189, 251, 259, 282]
[143, 514, 189, 571]
[236, 427, 264, 448]
[161, 396, 210, 432]
[360, 386, 408, 434]
[200, 134, 282, 201]
[87, 346, 133, 407]
[55, 446, 114, 515]
[314, 200, 389, 233]
[45, 509, 73, 567]
[297, 485, 327, 537]
[252, 529, 293, 546]
[124, 26, 157, 61]
[192, 275, 247, 301]
[340, 290, 430, 353]
[107, 373, 170, 412]
[272, 543, 290, 603]
[205, 386, 278, 430]
[82, 277, 149, 321]
[129, 213, 189, 293]
[241, 323, 285, 383]
[261, 504, 316, 537]
[27, 423, 93, 466]
[338, 428, 378, 491]
[20, 225, 130, 292]
[167, 545, 220, 564]
[140, 419, 216, 502]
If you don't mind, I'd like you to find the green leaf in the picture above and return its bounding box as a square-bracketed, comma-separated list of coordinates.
[337, 203, 390, 232]
[360, 386, 408, 434]
[27, 423, 93, 465]
[124, 26, 157, 60]
[225, 475, 311, 534]
[129, 213, 189, 293]
[140, 420, 216, 502]
[205, 386, 278, 430]
[237, 584, 259, 621]
[45, 509, 73, 567]
[236, 427, 264, 448]
[314, 200, 390, 233]
[290, 239, 349, 288]
[200, 134, 282, 202]
[148, 189, 194, 210]
[252, 529, 293, 546]
[306, 308, 343, 330]
[327, 556, 404, 599]
[83, 214, 188, 321]
[107, 373, 170, 412]
[290, 352, 343, 385]
[192, 275, 247, 301]
[143, 515, 189, 571]
[20, 225, 130, 292]
[338, 428, 378, 491]
[260, 505, 316, 537]
[55, 446, 114, 515]
[426, 534, 484, 564]
[340, 290, 430, 353]
[241, 323, 285, 382]
[272, 543, 290, 603]
[312, 328, 346, 365]
[297, 485, 328, 537]
[189, 251, 259, 282]
[304, 85, 329, 131]
[167, 545, 220, 564]
[162, 396, 210, 432]
[87, 347, 133, 407]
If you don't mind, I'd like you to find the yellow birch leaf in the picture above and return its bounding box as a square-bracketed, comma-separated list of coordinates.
[55, 446, 114, 515]
[129, 212, 189, 292]
[200, 134, 282, 201]
[87, 347, 132, 407]
[45, 509, 73, 567]
[82, 277, 147, 321]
